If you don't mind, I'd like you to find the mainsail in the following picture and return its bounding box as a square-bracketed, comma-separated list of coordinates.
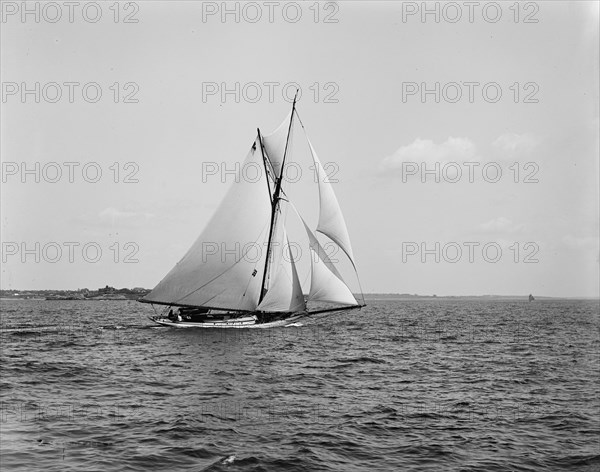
[141, 137, 271, 311]
[141, 96, 364, 319]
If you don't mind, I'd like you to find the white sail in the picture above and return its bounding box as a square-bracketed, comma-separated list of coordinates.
[142, 103, 365, 322]
[306, 138, 356, 266]
[257, 198, 305, 313]
[295, 211, 344, 282]
[257, 235, 306, 313]
[295, 216, 357, 306]
[308, 243, 358, 306]
[142, 137, 271, 311]
[262, 111, 292, 180]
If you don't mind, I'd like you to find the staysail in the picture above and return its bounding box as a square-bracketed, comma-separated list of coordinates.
[292, 209, 357, 306]
[257, 222, 306, 313]
[308, 243, 358, 306]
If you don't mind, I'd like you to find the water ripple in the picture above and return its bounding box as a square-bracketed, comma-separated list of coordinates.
[0, 298, 598, 470]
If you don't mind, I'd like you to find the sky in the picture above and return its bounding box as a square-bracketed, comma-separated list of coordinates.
[1, 1, 598, 297]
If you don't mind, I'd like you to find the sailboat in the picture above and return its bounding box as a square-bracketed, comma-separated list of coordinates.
[140, 95, 365, 328]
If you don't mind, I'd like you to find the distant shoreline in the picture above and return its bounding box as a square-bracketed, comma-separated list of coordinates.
[362, 295, 598, 301]
[0, 297, 142, 301]
[1, 287, 598, 302]
[1, 295, 598, 301]
[363, 294, 548, 300]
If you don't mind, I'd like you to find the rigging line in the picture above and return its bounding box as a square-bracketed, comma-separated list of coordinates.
[261, 207, 280, 295]
[259, 188, 280, 304]
[286, 199, 342, 278]
[300, 268, 311, 292]
[293, 108, 305, 129]
[259, 133, 278, 187]
[262, 156, 277, 187]
[256, 130, 273, 204]
[354, 268, 367, 306]
[286, 122, 366, 305]
[279, 90, 298, 182]
[295, 112, 362, 281]
[259, 92, 298, 304]
[171, 219, 271, 307]
[273, 196, 311, 290]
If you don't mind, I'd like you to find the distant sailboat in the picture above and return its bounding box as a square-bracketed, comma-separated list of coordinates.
[529, 294, 535, 302]
[140, 96, 365, 328]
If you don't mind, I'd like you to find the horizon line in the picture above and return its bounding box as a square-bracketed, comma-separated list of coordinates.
[0, 288, 598, 300]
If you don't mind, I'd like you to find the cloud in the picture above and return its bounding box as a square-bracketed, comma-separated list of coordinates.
[98, 207, 149, 220]
[479, 217, 524, 234]
[74, 207, 155, 229]
[97, 207, 156, 224]
[380, 137, 478, 171]
[492, 133, 538, 158]
[562, 234, 599, 249]
[380, 134, 538, 173]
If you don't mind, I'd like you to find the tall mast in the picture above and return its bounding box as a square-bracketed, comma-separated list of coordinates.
[258, 91, 298, 305]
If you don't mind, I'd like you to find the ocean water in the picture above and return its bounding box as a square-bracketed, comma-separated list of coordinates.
[0, 298, 598, 471]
